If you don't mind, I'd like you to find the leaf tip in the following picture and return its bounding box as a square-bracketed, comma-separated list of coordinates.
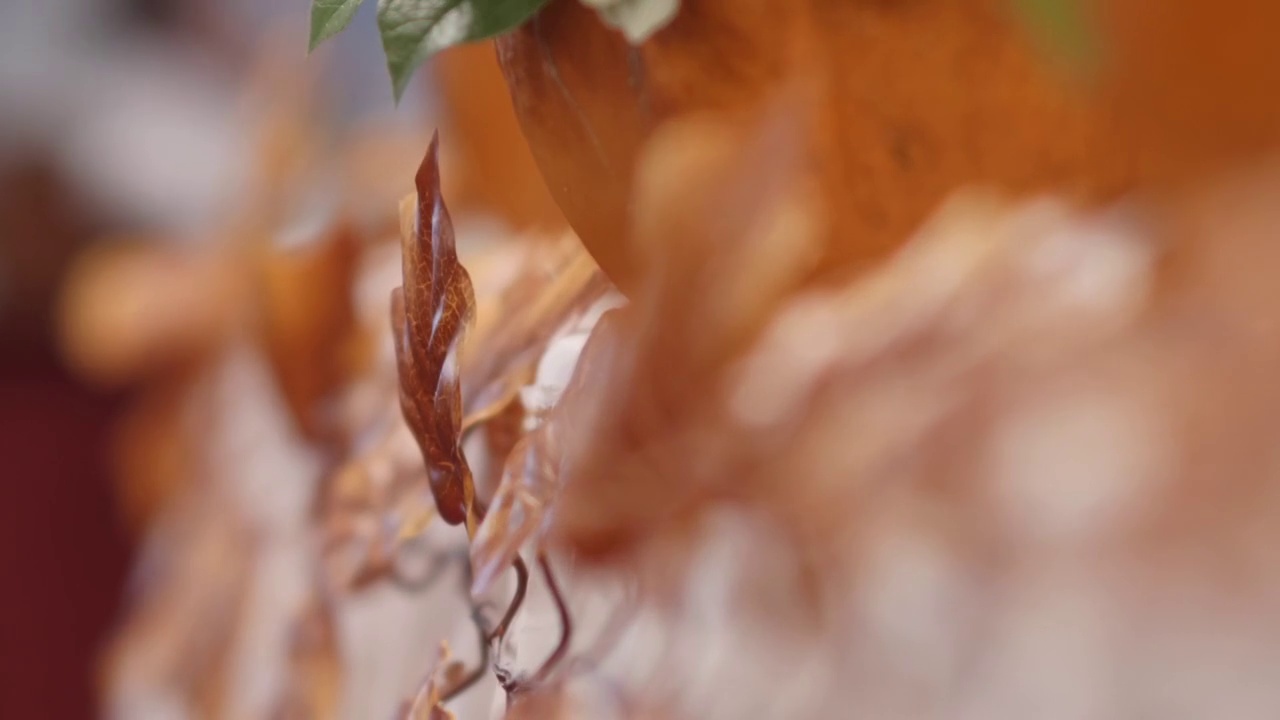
[308, 0, 364, 54]
[415, 130, 443, 203]
[388, 61, 420, 106]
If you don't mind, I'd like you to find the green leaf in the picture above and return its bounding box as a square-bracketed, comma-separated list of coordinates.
[581, 0, 680, 44]
[376, 0, 552, 101]
[1010, 0, 1100, 77]
[309, 0, 367, 52]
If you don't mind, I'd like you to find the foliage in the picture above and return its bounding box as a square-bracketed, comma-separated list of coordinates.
[309, 0, 553, 100]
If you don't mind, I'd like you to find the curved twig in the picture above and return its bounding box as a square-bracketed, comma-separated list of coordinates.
[487, 555, 530, 644]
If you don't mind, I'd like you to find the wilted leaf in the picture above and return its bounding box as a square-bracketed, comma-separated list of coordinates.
[476, 395, 526, 499]
[470, 427, 559, 595]
[310, 0, 366, 51]
[321, 415, 438, 589]
[471, 308, 621, 593]
[462, 238, 610, 429]
[104, 494, 256, 718]
[432, 41, 567, 231]
[549, 107, 821, 561]
[393, 133, 480, 531]
[258, 223, 369, 443]
[377, 0, 553, 100]
[402, 642, 459, 720]
[57, 242, 245, 387]
[276, 595, 343, 720]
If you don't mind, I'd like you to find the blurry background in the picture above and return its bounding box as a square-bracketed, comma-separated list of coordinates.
[0, 2, 422, 716]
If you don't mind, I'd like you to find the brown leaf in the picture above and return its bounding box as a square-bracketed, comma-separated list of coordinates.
[320, 418, 438, 589]
[470, 309, 624, 594]
[274, 594, 343, 720]
[548, 106, 821, 563]
[476, 395, 527, 502]
[402, 643, 459, 720]
[57, 241, 245, 386]
[497, 0, 1135, 292]
[432, 41, 567, 232]
[469, 425, 560, 596]
[461, 237, 610, 431]
[103, 493, 256, 718]
[393, 133, 480, 530]
[258, 223, 370, 443]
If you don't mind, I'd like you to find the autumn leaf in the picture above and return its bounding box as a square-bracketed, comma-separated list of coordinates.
[402, 642, 460, 720]
[320, 419, 438, 590]
[258, 223, 369, 443]
[470, 308, 622, 594]
[277, 596, 343, 720]
[476, 394, 526, 500]
[393, 132, 480, 531]
[469, 427, 559, 595]
[461, 238, 610, 429]
[548, 106, 821, 561]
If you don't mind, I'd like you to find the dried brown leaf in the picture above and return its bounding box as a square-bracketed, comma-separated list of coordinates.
[393, 133, 480, 531]
[476, 395, 527, 501]
[274, 595, 343, 720]
[320, 419, 438, 589]
[259, 223, 370, 443]
[57, 242, 245, 386]
[470, 310, 623, 594]
[103, 494, 256, 717]
[549, 105, 821, 562]
[402, 643, 459, 720]
[461, 239, 610, 430]
[433, 41, 567, 232]
[110, 376, 199, 534]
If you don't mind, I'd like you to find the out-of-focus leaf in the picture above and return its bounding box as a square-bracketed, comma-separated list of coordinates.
[470, 427, 559, 595]
[310, 0, 367, 51]
[276, 595, 343, 720]
[1009, 0, 1100, 76]
[548, 105, 821, 561]
[477, 395, 526, 499]
[402, 643, 459, 720]
[321, 416, 437, 589]
[432, 41, 568, 231]
[580, 0, 680, 43]
[57, 242, 245, 386]
[470, 309, 621, 594]
[103, 495, 255, 718]
[377, 0, 553, 100]
[258, 223, 369, 443]
[462, 238, 609, 430]
[393, 133, 480, 531]
[111, 377, 198, 534]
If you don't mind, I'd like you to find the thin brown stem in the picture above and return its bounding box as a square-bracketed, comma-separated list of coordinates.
[440, 602, 490, 702]
[487, 555, 529, 644]
[532, 553, 572, 685]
